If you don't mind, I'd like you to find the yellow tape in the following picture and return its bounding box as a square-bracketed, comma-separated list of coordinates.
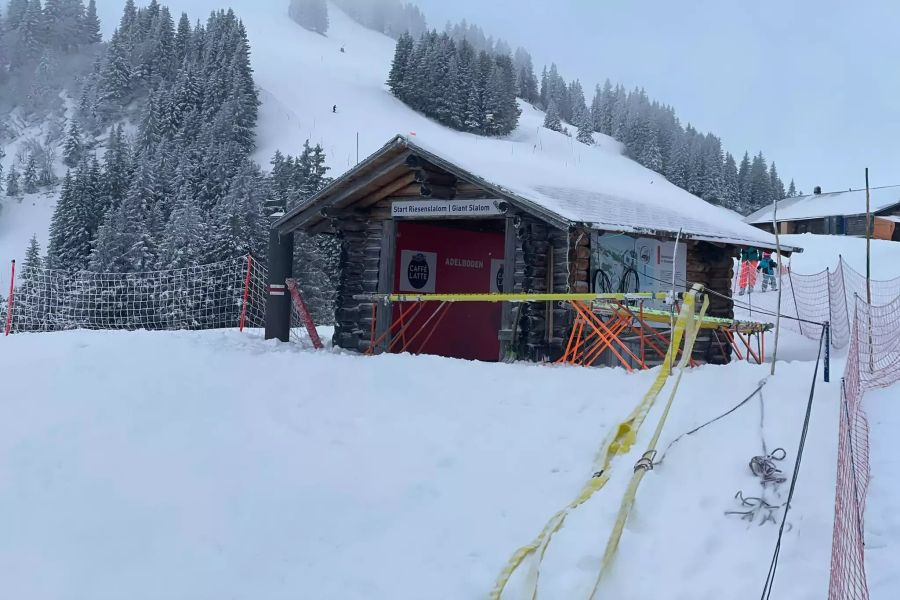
[588, 293, 709, 599]
[384, 292, 671, 303]
[488, 285, 704, 600]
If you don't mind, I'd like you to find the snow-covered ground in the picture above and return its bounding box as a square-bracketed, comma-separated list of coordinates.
[0, 328, 842, 599]
[783, 233, 900, 278]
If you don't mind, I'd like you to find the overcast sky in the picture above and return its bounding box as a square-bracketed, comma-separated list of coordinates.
[416, 0, 900, 194]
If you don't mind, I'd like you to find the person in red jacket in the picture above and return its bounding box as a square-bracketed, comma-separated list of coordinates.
[738, 247, 761, 295]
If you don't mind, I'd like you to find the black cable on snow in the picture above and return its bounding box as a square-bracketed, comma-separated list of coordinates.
[758, 326, 826, 600]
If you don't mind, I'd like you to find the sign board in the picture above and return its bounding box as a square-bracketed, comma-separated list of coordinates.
[391, 199, 505, 219]
[490, 259, 504, 293]
[399, 249, 437, 293]
[591, 233, 686, 309]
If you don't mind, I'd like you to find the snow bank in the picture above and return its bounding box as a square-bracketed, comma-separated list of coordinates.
[783, 233, 900, 279]
[0, 329, 842, 598]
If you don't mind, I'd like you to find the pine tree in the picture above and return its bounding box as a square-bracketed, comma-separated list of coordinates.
[81, 0, 101, 44]
[387, 32, 413, 97]
[665, 136, 689, 189]
[722, 152, 739, 210]
[737, 152, 752, 210]
[6, 167, 20, 197]
[576, 110, 594, 145]
[787, 179, 797, 198]
[22, 154, 38, 193]
[748, 152, 770, 210]
[769, 162, 785, 201]
[17, 234, 47, 331]
[62, 119, 84, 167]
[174, 12, 191, 63]
[46, 168, 94, 271]
[98, 28, 132, 104]
[23, 235, 42, 272]
[567, 79, 587, 125]
[597, 79, 614, 135]
[102, 123, 133, 208]
[158, 189, 208, 269]
[543, 98, 562, 132]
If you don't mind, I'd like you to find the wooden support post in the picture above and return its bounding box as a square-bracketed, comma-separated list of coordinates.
[374, 219, 396, 354]
[499, 215, 517, 360]
[264, 229, 294, 342]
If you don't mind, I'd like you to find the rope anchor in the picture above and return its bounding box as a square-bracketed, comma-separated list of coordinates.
[634, 450, 657, 473]
[750, 448, 788, 486]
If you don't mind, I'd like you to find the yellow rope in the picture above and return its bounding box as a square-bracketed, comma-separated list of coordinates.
[376, 292, 671, 303]
[488, 285, 705, 600]
[588, 293, 709, 599]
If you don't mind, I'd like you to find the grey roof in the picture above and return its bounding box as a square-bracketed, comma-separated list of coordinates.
[746, 185, 900, 224]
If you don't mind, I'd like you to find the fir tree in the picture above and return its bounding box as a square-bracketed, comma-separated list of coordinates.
[737, 152, 752, 209]
[22, 154, 38, 193]
[387, 31, 413, 97]
[722, 152, 739, 210]
[543, 98, 562, 132]
[748, 152, 771, 211]
[174, 12, 191, 63]
[17, 234, 47, 331]
[769, 162, 785, 201]
[6, 167, 21, 197]
[46, 169, 94, 271]
[98, 28, 132, 104]
[576, 110, 594, 145]
[62, 119, 84, 167]
[81, 0, 101, 44]
[787, 179, 797, 198]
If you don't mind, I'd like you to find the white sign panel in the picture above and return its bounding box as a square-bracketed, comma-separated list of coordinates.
[391, 199, 504, 218]
[490, 259, 504, 293]
[591, 233, 686, 306]
[399, 249, 437, 293]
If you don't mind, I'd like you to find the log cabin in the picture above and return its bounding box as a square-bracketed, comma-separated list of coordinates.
[266, 134, 800, 365]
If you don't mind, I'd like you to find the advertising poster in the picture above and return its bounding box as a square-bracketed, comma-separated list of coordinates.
[591, 233, 686, 307]
[399, 249, 437, 293]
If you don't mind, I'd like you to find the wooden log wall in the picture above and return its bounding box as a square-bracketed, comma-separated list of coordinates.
[686, 240, 735, 365]
[511, 219, 585, 360]
[332, 216, 384, 353]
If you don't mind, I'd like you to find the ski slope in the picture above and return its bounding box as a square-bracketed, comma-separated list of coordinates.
[0, 328, 842, 599]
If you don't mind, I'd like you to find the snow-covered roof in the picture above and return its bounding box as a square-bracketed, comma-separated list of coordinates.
[276, 134, 798, 252]
[746, 185, 900, 224]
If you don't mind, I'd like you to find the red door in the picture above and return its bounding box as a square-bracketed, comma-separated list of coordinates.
[393, 221, 504, 361]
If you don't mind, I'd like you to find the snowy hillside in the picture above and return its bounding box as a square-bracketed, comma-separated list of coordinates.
[3, 0, 774, 282]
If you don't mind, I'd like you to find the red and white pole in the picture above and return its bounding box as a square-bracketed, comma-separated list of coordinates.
[238, 255, 253, 332]
[4, 260, 15, 336]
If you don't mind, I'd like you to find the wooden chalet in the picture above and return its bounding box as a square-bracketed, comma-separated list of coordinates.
[747, 184, 900, 240]
[265, 134, 798, 365]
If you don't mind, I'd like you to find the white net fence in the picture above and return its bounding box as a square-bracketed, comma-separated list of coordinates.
[733, 257, 900, 348]
[3, 256, 268, 334]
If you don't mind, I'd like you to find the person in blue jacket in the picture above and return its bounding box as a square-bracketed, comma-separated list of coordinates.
[757, 252, 778, 292]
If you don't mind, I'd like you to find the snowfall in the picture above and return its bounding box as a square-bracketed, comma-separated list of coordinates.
[1, 1, 899, 598]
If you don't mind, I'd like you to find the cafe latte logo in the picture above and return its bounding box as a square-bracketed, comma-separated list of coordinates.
[408, 253, 430, 289]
